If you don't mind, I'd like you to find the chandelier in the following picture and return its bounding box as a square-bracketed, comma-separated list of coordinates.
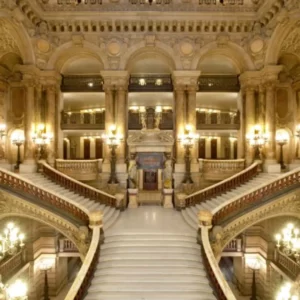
[276, 282, 298, 300]
[275, 223, 300, 263]
[0, 223, 25, 260]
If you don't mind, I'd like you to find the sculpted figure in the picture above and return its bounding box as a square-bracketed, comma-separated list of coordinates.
[128, 160, 137, 188]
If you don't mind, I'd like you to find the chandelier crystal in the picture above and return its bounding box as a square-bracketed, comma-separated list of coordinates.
[275, 223, 300, 263]
[0, 223, 25, 260]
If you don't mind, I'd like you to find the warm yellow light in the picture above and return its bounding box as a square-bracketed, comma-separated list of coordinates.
[7, 279, 27, 298]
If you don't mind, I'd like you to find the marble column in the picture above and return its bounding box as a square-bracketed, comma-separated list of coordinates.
[46, 85, 56, 166]
[104, 87, 114, 160]
[264, 82, 280, 172]
[187, 87, 197, 162]
[0, 81, 8, 167]
[20, 79, 36, 173]
[56, 91, 64, 159]
[237, 93, 245, 159]
[257, 85, 266, 129]
[244, 86, 256, 165]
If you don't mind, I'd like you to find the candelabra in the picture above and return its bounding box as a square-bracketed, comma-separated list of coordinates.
[39, 260, 53, 300]
[276, 282, 298, 300]
[276, 131, 289, 170]
[0, 222, 25, 260]
[11, 133, 25, 170]
[246, 125, 268, 161]
[178, 124, 200, 184]
[103, 125, 123, 184]
[275, 223, 300, 264]
[32, 124, 53, 160]
[247, 258, 261, 300]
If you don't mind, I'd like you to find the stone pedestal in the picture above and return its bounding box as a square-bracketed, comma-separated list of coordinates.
[115, 193, 125, 210]
[19, 160, 37, 173]
[175, 192, 187, 210]
[128, 188, 138, 208]
[173, 163, 185, 188]
[263, 160, 281, 173]
[163, 189, 173, 208]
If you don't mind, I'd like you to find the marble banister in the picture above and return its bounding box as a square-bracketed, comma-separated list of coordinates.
[56, 159, 102, 181]
[185, 161, 260, 208]
[59, 238, 78, 253]
[0, 251, 26, 282]
[41, 162, 116, 207]
[200, 159, 245, 181]
[212, 166, 300, 226]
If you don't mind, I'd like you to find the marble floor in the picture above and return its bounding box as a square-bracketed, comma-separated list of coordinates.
[106, 206, 195, 235]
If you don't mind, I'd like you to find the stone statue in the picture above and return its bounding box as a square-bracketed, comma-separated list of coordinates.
[38, 21, 48, 36]
[128, 160, 137, 188]
[163, 160, 173, 188]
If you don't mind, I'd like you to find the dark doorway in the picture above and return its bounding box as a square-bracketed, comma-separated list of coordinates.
[95, 138, 103, 159]
[84, 138, 90, 159]
[63, 140, 68, 159]
[198, 138, 206, 159]
[233, 140, 238, 159]
[143, 170, 158, 190]
[211, 139, 217, 159]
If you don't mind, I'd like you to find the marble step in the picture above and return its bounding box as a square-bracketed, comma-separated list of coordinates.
[101, 240, 199, 249]
[85, 291, 216, 300]
[97, 260, 204, 268]
[88, 282, 213, 293]
[99, 253, 202, 262]
[100, 246, 200, 255]
[93, 274, 208, 283]
[104, 235, 197, 243]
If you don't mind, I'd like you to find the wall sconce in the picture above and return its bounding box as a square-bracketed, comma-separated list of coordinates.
[0, 124, 6, 139]
[246, 125, 268, 161]
[32, 124, 53, 160]
[138, 78, 146, 86]
[276, 130, 289, 170]
[155, 78, 163, 86]
[178, 124, 200, 184]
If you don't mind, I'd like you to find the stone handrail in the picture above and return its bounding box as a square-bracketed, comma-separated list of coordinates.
[212, 167, 300, 226]
[223, 238, 242, 252]
[56, 159, 102, 181]
[200, 159, 245, 181]
[0, 167, 90, 224]
[65, 226, 100, 300]
[41, 162, 116, 207]
[0, 251, 25, 282]
[59, 238, 78, 253]
[186, 161, 260, 207]
[274, 248, 300, 280]
[201, 226, 236, 300]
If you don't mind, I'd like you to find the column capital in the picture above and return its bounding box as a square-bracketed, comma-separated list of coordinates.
[172, 70, 200, 90]
[101, 70, 129, 91]
[260, 65, 283, 83]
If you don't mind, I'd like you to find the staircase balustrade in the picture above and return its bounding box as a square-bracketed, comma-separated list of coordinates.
[65, 227, 101, 300]
[41, 162, 116, 207]
[56, 159, 102, 181]
[0, 168, 89, 224]
[185, 162, 260, 207]
[0, 251, 26, 282]
[212, 167, 300, 226]
[59, 238, 78, 253]
[223, 238, 242, 252]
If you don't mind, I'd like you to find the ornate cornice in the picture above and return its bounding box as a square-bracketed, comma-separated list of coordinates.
[0, 189, 90, 257]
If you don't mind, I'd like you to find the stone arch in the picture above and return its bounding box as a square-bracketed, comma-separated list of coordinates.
[121, 41, 179, 71]
[216, 191, 300, 254]
[192, 41, 255, 73]
[0, 189, 89, 258]
[265, 21, 298, 65]
[0, 19, 35, 65]
[46, 41, 108, 72]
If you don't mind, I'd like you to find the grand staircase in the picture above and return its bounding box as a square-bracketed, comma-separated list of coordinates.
[23, 172, 120, 230]
[182, 172, 280, 230]
[86, 207, 217, 300]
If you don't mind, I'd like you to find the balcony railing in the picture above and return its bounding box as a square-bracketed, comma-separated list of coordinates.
[223, 238, 242, 252]
[59, 238, 78, 253]
[196, 110, 240, 130]
[61, 111, 105, 130]
[61, 75, 103, 92]
[129, 74, 173, 92]
[198, 75, 240, 92]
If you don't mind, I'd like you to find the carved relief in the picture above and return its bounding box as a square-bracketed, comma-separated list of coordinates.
[0, 20, 21, 55]
[280, 28, 300, 55]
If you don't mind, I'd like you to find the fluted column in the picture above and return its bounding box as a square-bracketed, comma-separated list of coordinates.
[258, 85, 266, 128]
[103, 87, 114, 161]
[237, 94, 244, 159]
[244, 86, 256, 165]
[46, 85, 56, 166]
[0, 80, 8, 163]
[187, 87, 197, 162]
[174, 87, 185, 163]
[265, 82, 277, 161]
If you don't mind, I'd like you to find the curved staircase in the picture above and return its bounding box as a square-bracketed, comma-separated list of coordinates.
[86, 207, 217, 300]
[182, 172, 280, 230]
[23, 172, 120, 230]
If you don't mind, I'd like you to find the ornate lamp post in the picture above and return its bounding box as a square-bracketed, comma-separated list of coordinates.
[275, 223, 300, 264]
[276, 282, 298, 300]
[0, 222, 25, 260]
[103, 125, 123, 184]
[246, 125, 268, 161]
[276, 131, 289, 170]
[178, 124, 199, 184]
[247, 258, 261, 300]
[11, 132, 25, 170]
[39, 259, 53, 300]
[32, 124, 53, 160]
[6, 279, 28, 300]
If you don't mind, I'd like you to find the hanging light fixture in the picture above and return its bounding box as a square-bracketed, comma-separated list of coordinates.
[0, 222, 25, 260]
